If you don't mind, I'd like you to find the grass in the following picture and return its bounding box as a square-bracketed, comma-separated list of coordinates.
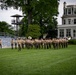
[0, 45, 76, 75]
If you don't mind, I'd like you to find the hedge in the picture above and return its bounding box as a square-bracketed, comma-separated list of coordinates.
[68, 39, 76, 45]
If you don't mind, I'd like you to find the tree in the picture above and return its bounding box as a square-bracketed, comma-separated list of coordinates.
[0, 0, 60, 37]
[0, 0, 59, 24]
[0, 21, 14, 36]
[26, 24, 41, 39]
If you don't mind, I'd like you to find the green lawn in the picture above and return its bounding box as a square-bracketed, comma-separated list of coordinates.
[0, 45, 76, 75]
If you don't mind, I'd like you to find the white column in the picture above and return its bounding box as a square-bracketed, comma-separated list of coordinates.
[64, 28, 66, 38]
[58, 29, 60, 38]
[71, 7, 72, 15]
[67, 8, 68, 15]
[71, 28, 73, 38]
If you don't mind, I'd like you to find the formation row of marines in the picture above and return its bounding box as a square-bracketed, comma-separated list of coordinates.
[11, 38, 68, 51]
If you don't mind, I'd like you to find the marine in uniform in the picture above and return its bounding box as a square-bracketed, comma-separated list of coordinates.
[0, 39, 2, 48]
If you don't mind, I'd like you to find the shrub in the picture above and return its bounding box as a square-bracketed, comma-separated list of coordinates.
[68, 39, 76, 45]
[26, 24, 41, 39]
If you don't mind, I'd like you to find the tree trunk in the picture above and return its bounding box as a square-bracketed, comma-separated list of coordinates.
[27, 0, 32, 25]
[28, 10, 32, 25]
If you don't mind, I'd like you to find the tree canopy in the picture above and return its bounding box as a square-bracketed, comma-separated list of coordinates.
[0, 0, 60, 38]
[26, 24, 41, 39]
[0, 0, 59, 24]
[0, 21, 14, 36]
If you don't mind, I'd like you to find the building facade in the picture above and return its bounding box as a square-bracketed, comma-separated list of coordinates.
[58, 2, 76, 39]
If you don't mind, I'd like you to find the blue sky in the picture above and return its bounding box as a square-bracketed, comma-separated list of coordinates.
[0, 0, 76, 25]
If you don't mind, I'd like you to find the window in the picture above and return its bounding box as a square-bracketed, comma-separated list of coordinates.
[68, 8, 71, 14]
[66, 29, 71, 37]
[59, 29, 64, 37]
[74, 19, 76, 24]
[63, 19, 66, 24]
[74, 8, 76, 14]
[68, 19, 71, 24]
[64, 9, 67, 15]
[73, 30, 76, 37]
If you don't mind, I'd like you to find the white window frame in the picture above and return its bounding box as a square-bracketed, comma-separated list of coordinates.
[74, 8, 76, 14]
[63, 19, 66, 25]
[68, 19, 71, 24]
[66, 29, 71, 37]
[68, 8, 71, 14]
[74, 19, 76, 24]
[73, 29, 76, 37]
[59, 29, 64, 37]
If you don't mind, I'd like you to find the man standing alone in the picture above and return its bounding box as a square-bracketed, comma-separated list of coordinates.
[0, 39, 2, 48]
[11, 39, 14, 49]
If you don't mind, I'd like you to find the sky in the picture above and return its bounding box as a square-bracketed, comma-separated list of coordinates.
[58, 0, 76, 25]
[0, 0, 76, 25]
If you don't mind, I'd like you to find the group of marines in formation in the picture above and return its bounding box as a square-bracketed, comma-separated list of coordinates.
[11, 38, 68, 51]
